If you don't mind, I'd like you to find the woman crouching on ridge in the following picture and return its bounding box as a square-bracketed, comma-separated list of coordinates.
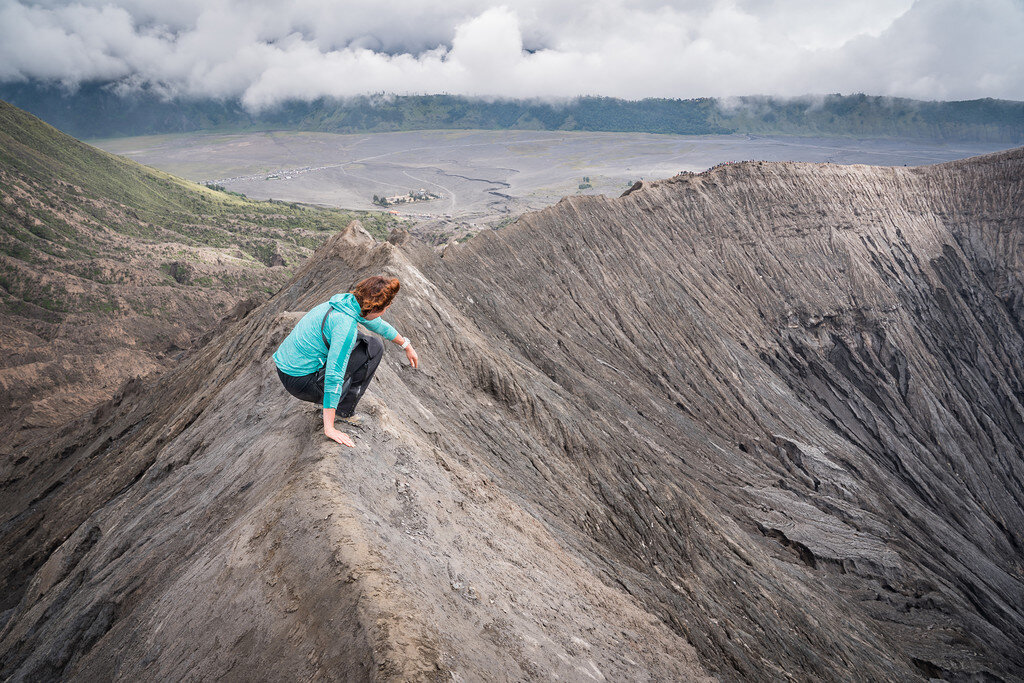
[273, 275, 419, 447]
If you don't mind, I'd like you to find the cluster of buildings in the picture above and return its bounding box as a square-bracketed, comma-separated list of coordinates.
[372, 188, 441, 207]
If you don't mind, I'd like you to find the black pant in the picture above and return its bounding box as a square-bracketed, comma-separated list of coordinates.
[277, 332, 384, 417]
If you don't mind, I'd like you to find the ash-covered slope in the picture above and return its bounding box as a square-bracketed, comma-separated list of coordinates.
[3, 150, 1024, 681]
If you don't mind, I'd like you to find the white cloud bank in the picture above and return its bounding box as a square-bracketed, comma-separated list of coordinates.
[1, 0, 1022, 108]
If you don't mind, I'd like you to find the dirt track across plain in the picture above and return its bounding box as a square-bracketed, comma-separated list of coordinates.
[96, 129, 1012, 224]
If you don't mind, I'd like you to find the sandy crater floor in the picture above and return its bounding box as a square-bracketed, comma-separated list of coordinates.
[96, 129, 1012, 225]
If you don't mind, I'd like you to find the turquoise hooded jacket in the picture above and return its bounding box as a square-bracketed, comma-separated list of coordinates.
[273, 293, 398, 409]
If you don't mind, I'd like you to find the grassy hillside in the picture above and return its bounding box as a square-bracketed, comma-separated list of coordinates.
[0, 99, 401, 316]
[0, 99, 403, 443]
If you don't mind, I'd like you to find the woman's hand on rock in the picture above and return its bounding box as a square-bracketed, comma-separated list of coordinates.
[325, 426, 355, 447]
[405, 345, 419, 369]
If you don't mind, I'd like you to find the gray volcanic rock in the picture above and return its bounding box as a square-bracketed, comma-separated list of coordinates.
[2, 149, 1024, 681]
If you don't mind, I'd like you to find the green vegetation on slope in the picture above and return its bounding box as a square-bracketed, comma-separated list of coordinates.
[0, 99, 403, 319]
[0, 99, 399, 243]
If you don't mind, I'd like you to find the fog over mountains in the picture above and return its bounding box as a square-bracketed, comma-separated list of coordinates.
[2, 101, 1022, 678]
[2, 1, 1022, 103]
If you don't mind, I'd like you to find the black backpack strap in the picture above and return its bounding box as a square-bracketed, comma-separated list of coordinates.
[320, 307, 334, 349]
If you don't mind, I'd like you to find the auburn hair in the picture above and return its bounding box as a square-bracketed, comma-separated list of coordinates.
[351, 275, 400, 316]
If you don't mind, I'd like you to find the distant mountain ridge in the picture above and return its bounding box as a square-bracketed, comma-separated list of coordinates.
[2, 83, 1022, 142]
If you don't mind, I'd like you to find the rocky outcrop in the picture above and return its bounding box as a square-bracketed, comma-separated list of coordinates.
[2, 149, 1023, 680]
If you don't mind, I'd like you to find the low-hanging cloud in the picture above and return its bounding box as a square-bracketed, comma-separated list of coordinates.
[1, 0, 1021, 109]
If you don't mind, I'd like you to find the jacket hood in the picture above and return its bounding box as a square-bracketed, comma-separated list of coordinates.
[329, 292, 363, 319]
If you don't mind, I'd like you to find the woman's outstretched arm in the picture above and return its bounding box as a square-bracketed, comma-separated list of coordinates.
[390, 332, 419, 368]
[322, 408, 355, 447]
[363, 316, 418, 368]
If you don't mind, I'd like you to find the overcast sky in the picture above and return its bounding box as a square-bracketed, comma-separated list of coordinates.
[1, 0, 1022, 108]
